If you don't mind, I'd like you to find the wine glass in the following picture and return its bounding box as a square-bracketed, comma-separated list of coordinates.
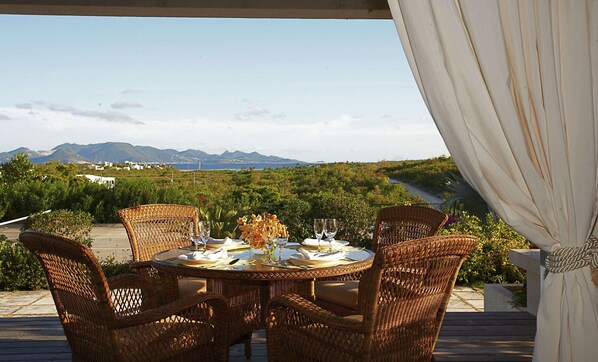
[314, 219, 325, 251]
[276, 225, 288, 266]
[198, 221, 211, 251]
[324, 219, 338, 251]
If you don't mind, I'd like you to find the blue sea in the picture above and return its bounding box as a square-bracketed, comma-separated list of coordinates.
[170, 162, 305, 171]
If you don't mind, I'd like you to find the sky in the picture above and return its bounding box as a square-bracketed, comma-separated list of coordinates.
[0, 15, 448, 163]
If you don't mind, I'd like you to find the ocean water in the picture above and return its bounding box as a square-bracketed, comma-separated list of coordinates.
[170, 162, 304, 171]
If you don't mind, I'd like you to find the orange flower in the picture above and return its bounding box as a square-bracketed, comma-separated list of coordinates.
[237, 213, 286, 249]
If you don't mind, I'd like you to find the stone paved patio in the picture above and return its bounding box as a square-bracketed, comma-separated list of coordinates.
[0, 285, 485, 317]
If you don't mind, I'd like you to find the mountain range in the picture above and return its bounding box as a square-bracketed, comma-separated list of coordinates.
[0, 142, 306, 166]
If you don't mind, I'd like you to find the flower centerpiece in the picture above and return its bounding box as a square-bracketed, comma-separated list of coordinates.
[237, 213, 287, 254]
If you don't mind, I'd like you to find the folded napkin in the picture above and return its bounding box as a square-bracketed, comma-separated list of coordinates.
[207, 237, 233, 245]
[303, 238, 320, 245]
[303, 238, 346, 247]
[297, 248, 344, 261]
[181, 248, 228, 261]
[207, 237, 244, 245]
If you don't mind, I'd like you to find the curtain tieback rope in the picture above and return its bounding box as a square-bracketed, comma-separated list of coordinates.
[546, 236, 598, 285]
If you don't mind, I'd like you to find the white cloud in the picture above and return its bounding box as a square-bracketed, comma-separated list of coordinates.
[111, 101, 143, 109]
[0, 114, 10, 120]
[17, 102, 144, 125]
[235, 106, 271, 121]
[15, 103, 33, 109]
[48, 104, 76, 112]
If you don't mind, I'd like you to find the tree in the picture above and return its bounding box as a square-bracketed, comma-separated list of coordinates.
[0, 153, 34, 185]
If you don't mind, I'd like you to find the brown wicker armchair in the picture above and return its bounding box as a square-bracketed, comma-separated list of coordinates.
[19, 231, 229, 362]
[315, 205, 448, 315]
[372, 205, 448, 252]
[118, 204, 204, 300]
[118, 203, 260, 358]
[267, 234, 477, 362]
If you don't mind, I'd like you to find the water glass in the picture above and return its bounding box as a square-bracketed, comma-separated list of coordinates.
[314, 219, 325, 251]
[324, 218, 338, 251]
[276, 225, 288, 265]
[198, 221, 211, 251]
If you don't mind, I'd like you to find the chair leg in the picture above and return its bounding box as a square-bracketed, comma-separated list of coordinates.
[244, 335, 252, 359]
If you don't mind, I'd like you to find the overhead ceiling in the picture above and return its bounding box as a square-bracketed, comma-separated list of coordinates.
[0, 0, 392, 19]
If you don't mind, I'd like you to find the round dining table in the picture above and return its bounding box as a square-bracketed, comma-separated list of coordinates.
[151, 244, 375, 325]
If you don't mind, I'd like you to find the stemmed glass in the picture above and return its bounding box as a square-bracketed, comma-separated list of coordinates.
[324, 219, 338, 251]
[314, 219, 325, 251]
[190, 234, 203, 251]
[276, 225, 288, 266]
[262, 225, 277, 265]
[198, 221, 211, 252]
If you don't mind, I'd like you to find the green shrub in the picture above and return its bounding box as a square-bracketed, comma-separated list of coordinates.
[309, 192, 375, 246]
[441, 213, 528, 286]
[100, 256, 131, 278]
[0, 209, 96, 290]
[0, 235, 47, 290]
[270, 198, 313, 242]
[199, 205, 246, 238]
[21, 209, 94, 247]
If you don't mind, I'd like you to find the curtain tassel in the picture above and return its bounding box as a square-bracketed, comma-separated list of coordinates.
[545, 236, 598, 286]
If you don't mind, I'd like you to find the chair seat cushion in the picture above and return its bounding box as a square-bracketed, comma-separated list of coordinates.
[178, 277, 207, 297]
[315, 280, 359, 310]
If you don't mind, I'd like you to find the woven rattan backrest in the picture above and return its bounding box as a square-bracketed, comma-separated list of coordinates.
[372, 206, 448, 252]
[19, 232, 115, 347]
[119, 204, 199, 262]
[360, 234, 477, 360]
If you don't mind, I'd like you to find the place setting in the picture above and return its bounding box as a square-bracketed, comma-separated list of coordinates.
[181, 221, 249, 252]
[276, 218, 366, 269]
[175, 248, 252, 270]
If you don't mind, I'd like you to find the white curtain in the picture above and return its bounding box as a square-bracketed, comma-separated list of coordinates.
[387, 0, 598, 360]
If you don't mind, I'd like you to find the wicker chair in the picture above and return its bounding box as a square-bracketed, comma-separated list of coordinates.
[118, 204, 205, 301]
[19, 231, 229, 362]
[267, 234, 477, 362]
[315, 205, 448, 315]
[118, 203, 259, 358]
[372, 205, 448, 252]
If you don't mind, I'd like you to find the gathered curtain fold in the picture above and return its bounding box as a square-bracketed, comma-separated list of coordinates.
[387, 0, 598, 360]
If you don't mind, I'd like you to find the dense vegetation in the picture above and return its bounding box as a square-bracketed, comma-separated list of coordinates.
[441, 213, 527, 287]
[1, 155, 421, 244]
[383, 156, 458, 194]
[0, 153, 530, 290]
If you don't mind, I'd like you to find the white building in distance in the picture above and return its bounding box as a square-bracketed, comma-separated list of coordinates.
[77, 174, 115, 187]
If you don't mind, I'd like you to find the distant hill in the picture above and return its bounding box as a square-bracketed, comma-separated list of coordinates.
[0, 142, 307, 166]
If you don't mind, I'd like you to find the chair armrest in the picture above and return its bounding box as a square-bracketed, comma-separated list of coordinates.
[113, 291, 228, 329]
[108, 272, 155, 292]
[107, 273, 159, 312]
[267, 294, 365, 361]
[269, 293, 363, 332]
[128, 260, 153, 272]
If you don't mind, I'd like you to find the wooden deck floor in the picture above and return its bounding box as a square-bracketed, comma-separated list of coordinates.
[0, 312, 535, 361]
